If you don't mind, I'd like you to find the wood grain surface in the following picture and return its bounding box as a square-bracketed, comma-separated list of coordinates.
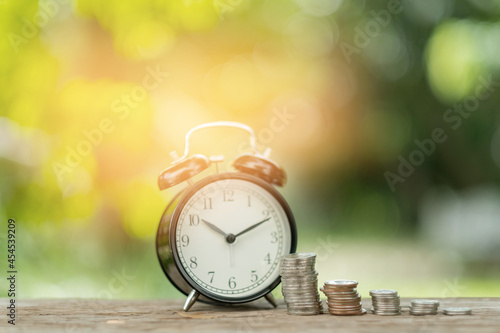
[2, 297, 499, 332]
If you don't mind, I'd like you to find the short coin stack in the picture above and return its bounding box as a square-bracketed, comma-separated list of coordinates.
[369, 289, 401, 315]
[321, 279, 366, 315]
[443, 307, 472, 316]
[279, 253, 322, 315]
[410, 299, 440, 315]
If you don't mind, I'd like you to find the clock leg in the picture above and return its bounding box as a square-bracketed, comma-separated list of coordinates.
[264, 292, 278, 308]
[183, 289, 200, 312]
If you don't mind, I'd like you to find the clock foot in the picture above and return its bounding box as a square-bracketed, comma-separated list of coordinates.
[183, 289, 200, 312]
[264, 292, 277, 308]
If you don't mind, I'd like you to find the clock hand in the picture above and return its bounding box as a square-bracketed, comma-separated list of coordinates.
[201, 219, 228, 238]
[202, 219, 236, 265]
[234, 217, 271, 238]
[229, 244, 234, 267]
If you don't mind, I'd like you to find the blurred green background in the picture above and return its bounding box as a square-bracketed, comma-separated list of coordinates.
[1, 0, 500, 300]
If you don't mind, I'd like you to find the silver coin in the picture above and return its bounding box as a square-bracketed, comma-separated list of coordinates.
[280, 261, 316, 266]
[284, 294, 320, 299]
[372, 302, 401, 308]
[442, 307, 472, 315]
[287, 303, 321, 308]
[280, 270, 315, 274]
[370, 289, 398, 295]
[282, 286, 318, 291]
[283, 290, 320, 295]
[283, 293, 319, 298]
[373, 305, 401, 309]
[320, 289, 358, 294]
[411, 299, 439, 305]
[288, 310, 322, 316]
[325, 279, 357, 285]
[281, 272, 318, 278]
[285, 294, 320, 298]
[281, 280, 318, 289]
[288, 308, 321, 313]
[442, 307, 471, 311]
[281, 270, 315, 274]
[323, 288, 356, 294]
[411, 307, 439, 311]
[286, 301, 320, 305]
[281, 279, 318, 283]
[282, 279, 318, 284]
[372, 311, 401, 316]
[372, 309, 401, 313]
[280, 266, 315, 270]
[281, 253, 316, 261]
[283, 277, 318, 282]
[372, 295, 400, 300]
[283, 286, 318, 291]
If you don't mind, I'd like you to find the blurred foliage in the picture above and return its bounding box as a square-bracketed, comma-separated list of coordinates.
[1, 0, 500, 298]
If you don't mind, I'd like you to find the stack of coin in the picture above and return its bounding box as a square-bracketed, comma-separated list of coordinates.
[443, 307, 472, 316]
[370, 289, 401, 315]
[410, 299, 440, 315]
[321, 279, 366, 315]
[279, 253, 322, 315]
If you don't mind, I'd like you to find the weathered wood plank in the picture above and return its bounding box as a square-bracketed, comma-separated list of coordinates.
[2, 298, 499, 333]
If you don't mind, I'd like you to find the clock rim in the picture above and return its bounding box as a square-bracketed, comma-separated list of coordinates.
[169, 171, 297, 303]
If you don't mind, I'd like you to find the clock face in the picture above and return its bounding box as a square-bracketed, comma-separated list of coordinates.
[171, 174, 294, 301]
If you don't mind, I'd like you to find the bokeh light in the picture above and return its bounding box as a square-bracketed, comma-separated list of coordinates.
[1, 0, 499, 300]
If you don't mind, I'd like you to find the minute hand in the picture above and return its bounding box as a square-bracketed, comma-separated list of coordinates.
[234, 217, 271, 238]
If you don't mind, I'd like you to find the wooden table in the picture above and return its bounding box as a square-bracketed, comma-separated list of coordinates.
[2, 298, 499, 332]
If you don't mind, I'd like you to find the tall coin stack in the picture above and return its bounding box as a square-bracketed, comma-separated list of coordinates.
[370, 289, 401, 315]
[410, 299, 439, 315]
[279, 253, 322, 315]
[321, 279, 366, 316]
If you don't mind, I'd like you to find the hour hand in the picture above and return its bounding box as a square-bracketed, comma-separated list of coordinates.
[201, 219, 228, 238]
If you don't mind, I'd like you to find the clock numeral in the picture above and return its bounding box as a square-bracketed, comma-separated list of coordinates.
[270, 231, 278, 244]
[263, 210, 270, 217]
[264, 253, 271, 265]
[251, 270, 258, 282]
[247, 195, 251, 207]
[228, 276, 236, 289]
[181, 235, 189, 247]
[190, 256, 198, 269]
[189, 214, 200, 226]
[223, 190, 234, 202]
[203, 197, 213, 210]
[208, 271, 215, 283]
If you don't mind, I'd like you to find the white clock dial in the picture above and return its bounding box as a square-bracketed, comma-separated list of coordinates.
[174, 178, 292, 299]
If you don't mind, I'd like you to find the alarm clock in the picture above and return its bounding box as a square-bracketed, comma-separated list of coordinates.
[156, 121, 297, 311]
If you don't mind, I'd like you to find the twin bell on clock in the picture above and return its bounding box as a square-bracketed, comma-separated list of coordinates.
[155, 121, 297, 311]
